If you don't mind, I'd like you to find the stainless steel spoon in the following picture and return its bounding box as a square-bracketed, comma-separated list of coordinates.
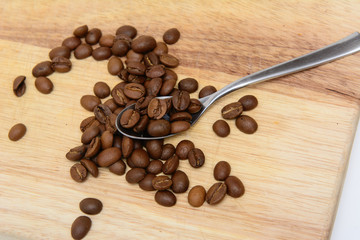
[116, 32, 360, 140]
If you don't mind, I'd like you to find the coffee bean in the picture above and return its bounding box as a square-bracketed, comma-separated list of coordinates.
[100, 130, 113, 149]
[206, 182, 227, 205]
[171, 170, 189, 193]
[70, 163, 88, 182]
[152, 175, 172, 190]
[139, 173, 156, 191]
[221, 102, 243, 119]
[86, 28, 102, 45]
[84, 137, 101, 158]
[163, 28, 180, 44]
[8, 123, 26, 141]
[239, 95, 258, 111]
[146, 65, 165, 78]
[74, 44, 93, 59]
[132, 35, 156, 53]
[32, 61, 54, 77]
[146, 78, 162, 96]
[107, 56, 123, 75]
[212, 120, 230, 137]
[127, 74, 146, 84]
[99, 34, 115, 47]
[144, 52, 159, 67]
[13, 76, 26, 97]
[153, 42, 168, 56]
[80, 159, 99, 177]
[126, 61, 146, 75]
[188, 148, 205, 168]
[147, 119, 171, 137]
[235, 115, 258, 134]
[126, 50, 143, 62]
[109, 160, 126, 175]
[93, 82, 110, 99]
[99, 123, 107, 134]
[79, 198, 102, 215]
[97, 147, 122, 167]
[51, 56, 72, 73]
[73, 25, 88, 38]
[133, 114, 149, 133]
[62, 36, 81, 50]
[159, 54, 179, 68]
[81, 126, 100, 144]
[214, 161, 231, 181]
[135, 96, 153, 111]
[161, 143, 175, 160]
[49, 46, 71, 60]
[113, 135, 122, 149]
[170, 121, 190, 134]
[155, 190, 176, 207]
[170, 112, 192, 122]
[159, 79, 176, 96]
[146, 160, 163, 175]
[126, 168, 146, 183]
[80, 95, 101, 111]
[162, 69, 178, 81]
[124, 83, 146, 99]
[175, 140, 194, 160]
[199, 85, 217, 98]
[225, 176, 245, 198]
[66, 145, 87, 161]
[121, 136, 134, 158]
[104, 98, 119, 112]
[34, 77, 53, 94]
[120, 109, 140, 128]
[116, 25, 137, 39]
[71, 216, 91, 239]
[130, 149, 150, 168]
[112, 40, 130, 57]
[178, 78, 198, 93]
[80, 116, 97, 132]
[187, 99, 202, 114]
[147, 98, 168, 120]
[172, 90, 190, 111]
[145, 139, 163, 159]
[111, 85, 129, 106]
[162, 154, 179, 175]
[188, 185, 206, 207]
[92, 46, 112, 60]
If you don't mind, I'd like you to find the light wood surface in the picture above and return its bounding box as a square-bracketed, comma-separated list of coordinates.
[1, 1, 360, 239]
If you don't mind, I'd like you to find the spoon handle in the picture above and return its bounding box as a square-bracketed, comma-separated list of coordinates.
[202, 32, 360, 106]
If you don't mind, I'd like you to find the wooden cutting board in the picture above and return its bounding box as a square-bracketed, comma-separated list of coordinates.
[1, 1, 360, 239]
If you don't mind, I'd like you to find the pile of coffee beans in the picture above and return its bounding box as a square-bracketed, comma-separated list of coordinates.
[213, 95, 258, 137]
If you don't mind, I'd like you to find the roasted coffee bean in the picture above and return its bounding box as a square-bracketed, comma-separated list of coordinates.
[130, 149, 150, 168]
[222, 102, 243, 119]
[107, 56, 123, 75]
[81, 126, 100, 144]
[127, 74, 146, 84]
[49, 46, 71, 60]
[199, 85, 217, 98]
[144, 52, 159, 67]
[146, 65, 165, 78]
[13, 75, 26, 97]
[104, 98, 119, 112]
[163, 28, 180, 44]
[8, 123, 26, 141]
[146, 160, 163, 175]
[74, 44, 93, 59]
[153, 42, 168, 56]
[146, 78, 162, 96]
[239, 95, 258, 111]
[171, 170, 189, 193]
[84, 137, 101, 158]
[116, 25, 137, 39]
[86, 28, 102, 45]
[139, 173, 156, 191]
[132, 35, 156, 53]
[99, 123, 107, 134]
[120, 109, 140, 128]
[94, 104, 112, 123]
[135, 96, 153, 111]
[111, 85, 129, 106]
[113, 135, 122, 149]
[97, 147, 122, 167]
[34, 77, 53, 94]
[124, 83, 146, 99]
[112, 40, 130, 56]
[133, 140, 143, 150]
[170, 112, 192, 122]
[32, 61, 54, 77]
[155, 190, 176, 207]
[213, 120, 230, 137]
[79, 198, 102, 215]
[93, 82, 110, 99]
[147, 98, 167, 120]
[214, 161, 231, 181]
[126, 61, 146, 75]
[235, 115, 258, 134]
[126, 168, 146, 183]
[73, 25, 88, 38]
[80, 95, 101, 111]
[206, 182, 227, 205]
[126, 50, 143, 62]
[170, 121, 190, 134]
[145, 139, 163, 159]
[172, 90, 190, 111]
[99, 34, 115, 47]
[70, 163, 87, 182]
[162, 154, 179, 175]
[62, 36, 81, 50]
[133, 115, 149, 133]
[162, 69, 178, 81]
[187, 99, 202, 113]
[66, 145, 87, 161]
[126, 157, 136, 168]
[152, 175, 172, 190]
[71, 216, 91, 240]
[175, 140, 194, 160]
[51, 56, 72, 73]
[159, 54, 179, 68]
[80, 159, 98, 177]
[100, 130, 113, 149]
[92, 46, 112, 60]
[188, 185, 206, 207]
[147, 119, 171, 137]
[80, 116, 97, 132]
[161, 143, 175, 160]
[178, 78, 198, 93]
[188, 148, 205, 168]
[225, 176, 245, 198]
[109, 160, 126, 175]
[159, 79, 176, 96]
[122, 136, 134, 158]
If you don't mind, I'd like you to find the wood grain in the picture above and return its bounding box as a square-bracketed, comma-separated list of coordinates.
[0, 1, 359, 239]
